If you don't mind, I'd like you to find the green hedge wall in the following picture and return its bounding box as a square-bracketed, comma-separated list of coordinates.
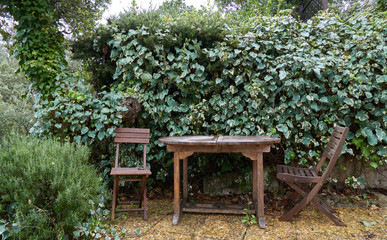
[76, 8, 386, 185]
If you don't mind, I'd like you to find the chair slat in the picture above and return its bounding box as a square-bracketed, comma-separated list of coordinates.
[111, 167, 151, 176]
[115, 128, 150, 133]
[331, 131, 343, 139]
[310, 169, 318, 177]
[114, 138, 150, 144]
[115, 133, 150, 139]
[304, 169, 312, 176]
[327, 140, 338, 148]
[323, 145, 336, 159]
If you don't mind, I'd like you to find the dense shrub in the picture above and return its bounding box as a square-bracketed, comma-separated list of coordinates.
[0, 136, 104, 239]
[0, 44, 34, 136]
[74, 5, 386, 187]
[72, 0, 231, 91]
[29, 74, 127, 144]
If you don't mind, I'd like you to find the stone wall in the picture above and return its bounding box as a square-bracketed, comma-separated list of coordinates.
[203, 157, 387, 196]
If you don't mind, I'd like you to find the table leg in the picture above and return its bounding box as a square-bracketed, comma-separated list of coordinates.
[183, 157, 188, 203]
[252, 160, 257, 202]
[173, 152, 181, 225]
[257, 152, 265, 228]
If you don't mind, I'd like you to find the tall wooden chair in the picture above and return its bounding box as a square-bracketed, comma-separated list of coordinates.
[276, 126, 349, 226]
[110, 128, 152, 220]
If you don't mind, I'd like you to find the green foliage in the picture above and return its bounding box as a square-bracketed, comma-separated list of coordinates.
[241, 209, 258, 225]
[73, 197, 127, 239]
[72, 0, 229, 91]
[0, 136, 105, 239]
[1, 0, 127, 144]
[0, 43, 33, 136]
[3, 0, 68, 98]
[101, 8, 386, 182]
[0, 0, 110, 41]
[30, 74, 127, 144]
[225, 0, 300, 18]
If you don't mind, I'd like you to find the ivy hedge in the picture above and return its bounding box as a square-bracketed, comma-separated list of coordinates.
[77, 8, 386, 185]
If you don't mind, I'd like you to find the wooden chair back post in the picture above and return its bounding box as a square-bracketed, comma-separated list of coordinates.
[115, 144, 120, 168]
[315, 126, 349, 182]
[143, 144, 147, 168]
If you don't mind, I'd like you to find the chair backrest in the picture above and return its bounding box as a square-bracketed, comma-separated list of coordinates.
[315, 126, 349, 180]
[114, 128, 150, 168]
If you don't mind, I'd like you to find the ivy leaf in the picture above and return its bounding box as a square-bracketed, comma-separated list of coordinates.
[97, 131, 105, 140]
[320, 97, 329, 103]
[361, 128, 378, 146]
[73, 231, 80, 237]
[356, 111, 369, 121]
[279, 70, 287, 80]
[370, 162, 378, 169]
[81, 127, 89, 135]
[276, 124, 288, 133]
[375, 128, 387, 142]
[96, 123, 104, 131]
[235, 76, 243, 86]
[101, 108, 110, 114]
[74, 136, 81, 143]
[88, 131, 96, 138]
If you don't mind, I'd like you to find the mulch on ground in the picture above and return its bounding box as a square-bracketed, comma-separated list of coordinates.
[109, 191, 387, 239]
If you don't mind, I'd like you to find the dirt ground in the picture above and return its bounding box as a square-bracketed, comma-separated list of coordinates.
[109, 190, 387, 239]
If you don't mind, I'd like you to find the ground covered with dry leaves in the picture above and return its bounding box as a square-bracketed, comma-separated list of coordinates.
[108, 190, 386, 239]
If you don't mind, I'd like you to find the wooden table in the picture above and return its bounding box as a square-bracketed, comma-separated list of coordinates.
[159, 135, 280, 228]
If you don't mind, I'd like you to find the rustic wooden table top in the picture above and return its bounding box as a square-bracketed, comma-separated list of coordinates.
[159, 135, 281, 145]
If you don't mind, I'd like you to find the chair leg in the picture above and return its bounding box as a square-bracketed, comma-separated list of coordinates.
[111, 176, 118, 220]
[311, 197, 346, 226]
[279, 193, 311, 221]
[139, 176, 146, 208]
[279, 182, 318, 221]
[316, 197, 336, 213]
[279, 191, 300, 207]
[294, 185, 336, 213]
[143, 178, 147, 220]
[280, 182, 345, 226]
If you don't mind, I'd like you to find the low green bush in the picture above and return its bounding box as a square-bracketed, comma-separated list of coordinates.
[0, 136, 105, 239]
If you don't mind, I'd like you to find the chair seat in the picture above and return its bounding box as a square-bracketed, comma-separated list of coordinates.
[276, 165, 320, 183]
[110, 167, 152, 176]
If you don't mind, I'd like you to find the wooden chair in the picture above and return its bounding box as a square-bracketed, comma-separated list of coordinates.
[276, 126, 349, 226]
[110, 128, 152, 220]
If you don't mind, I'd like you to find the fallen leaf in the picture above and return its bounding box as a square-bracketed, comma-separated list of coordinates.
[361, 220, 376, 227]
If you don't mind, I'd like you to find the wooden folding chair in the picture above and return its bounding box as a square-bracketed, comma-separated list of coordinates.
[110, 128, 152, 220]
[276, 126, 349, 226]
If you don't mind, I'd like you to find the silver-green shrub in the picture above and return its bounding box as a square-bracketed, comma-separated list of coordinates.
[0, 136, 104, 239]
[0, 44, 34, 136]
